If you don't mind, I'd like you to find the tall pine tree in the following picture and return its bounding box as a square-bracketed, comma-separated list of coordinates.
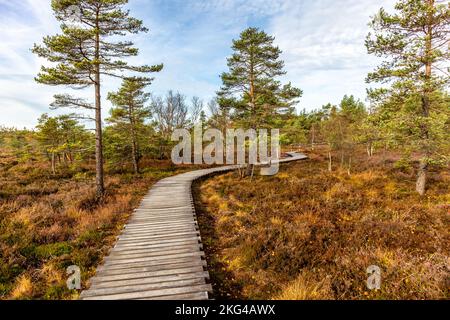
[32, 0, 163, 195]
[366, 0, 449, 195]
[219, 27, 302, 175]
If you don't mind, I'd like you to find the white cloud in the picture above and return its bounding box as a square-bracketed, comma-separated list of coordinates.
[0, 0, 399, 128]
[0, 0, 62, 128]
[268, 0, 397, 109]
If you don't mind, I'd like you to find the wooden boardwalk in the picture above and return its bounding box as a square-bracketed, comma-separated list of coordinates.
[80, 152, 307, 300]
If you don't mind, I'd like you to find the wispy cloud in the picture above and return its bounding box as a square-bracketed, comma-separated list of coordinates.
[0, 0, 61, 128]
[268, 0, 396, 109]
[0, 0, 397, 128]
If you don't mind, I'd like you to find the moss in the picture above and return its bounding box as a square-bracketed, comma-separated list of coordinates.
[76, 229, 105, 246]
[43, 284, 69, 300]
[34, 242, 73, 259]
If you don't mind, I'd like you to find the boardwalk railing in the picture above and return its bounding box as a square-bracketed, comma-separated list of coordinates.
[80, 152, 307, 300]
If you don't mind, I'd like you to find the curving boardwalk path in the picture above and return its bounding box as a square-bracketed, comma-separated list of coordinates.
[80, 152, 307, 300]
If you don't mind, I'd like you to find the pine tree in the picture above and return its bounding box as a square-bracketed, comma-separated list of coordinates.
[339, 95, 366, 123]
[107, 77, 152, 174]
[320, 104, 339, 172]
[32, 0, 163, 196]
[366, 0, 450, 195]
[219, 27, 302, 175]
[339, 95, 368, 172]
[36, 114, 90, 174]
[219, 28, 302, 128]
[207, 98, 230, 136]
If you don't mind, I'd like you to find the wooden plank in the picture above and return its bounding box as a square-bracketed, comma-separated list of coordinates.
[92, 266, 206, 283]
[105, 249, 204, 261]
[121, 228, 198, 238]
[117, 233, 201, 244]
[129, 214, 195, 221]
[131, 212, 195, 218]
[120, 227, 198, 238]
[131, 212, 194, 218]
[118, 231, 200, 242]
[109, 247, 202, 260]
[137, 204, 194, 210]
[113, 237, 201, 249]
[124, 220, 198, 229]
[122, 224, 198, 234]
[81, 284, 213, 300]
[103, 251, 205, 266]
[109, 244, 202, 257]
[136, 206, 192, 210]
[81, 278, 208, 298]
[134, 291, 209, 300]
[105, 249, 203, 262]
[94, 260, 207, 277]
[96, 256, 206, 271]
[112, 239, 201, 251]
[90, 271, 210, 289]
[127, 217, 195, 224]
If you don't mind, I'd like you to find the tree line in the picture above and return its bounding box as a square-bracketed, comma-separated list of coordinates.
[1, 0, 447, 197]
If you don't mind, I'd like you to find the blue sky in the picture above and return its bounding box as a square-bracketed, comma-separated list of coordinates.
[0, 0, 396, 128]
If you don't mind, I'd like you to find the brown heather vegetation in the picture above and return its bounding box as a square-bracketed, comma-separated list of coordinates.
[195, 147, 450, 300]
[2, 0, 446, 302]
[0, 155, 197, 299]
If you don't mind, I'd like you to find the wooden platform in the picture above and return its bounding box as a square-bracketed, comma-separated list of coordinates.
[80, 152, 307, 300]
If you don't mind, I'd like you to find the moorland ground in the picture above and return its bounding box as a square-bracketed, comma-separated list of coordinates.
[195, 147, 449, 300]
[0, 155, 200, 299]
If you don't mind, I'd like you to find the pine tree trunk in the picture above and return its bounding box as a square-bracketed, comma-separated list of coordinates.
[94, 78, 104, 196]
[416, 161, 427, 196]
[51, 152, 56, 175]
[250, 164, 255, 180]
[416, 1, 433, 196]
[328, 151, 332, 172]
[128, 108, 140, 174]
[131, 141, 139, 174]
[237, 166, 244, 179]
[367, 141, 373, 157]
[94, 12, 105, 197]
[131, 130, 139, 174]
[246, 50, 256, 179]
[347, 156, 352, 176]
[245, 163, 253, 177]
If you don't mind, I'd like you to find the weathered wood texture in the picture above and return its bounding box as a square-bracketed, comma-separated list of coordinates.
[80, 152, 307, 300]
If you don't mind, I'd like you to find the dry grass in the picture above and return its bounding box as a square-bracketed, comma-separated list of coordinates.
[0, 156, 197, 299]
[195, 148, 450, 300]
